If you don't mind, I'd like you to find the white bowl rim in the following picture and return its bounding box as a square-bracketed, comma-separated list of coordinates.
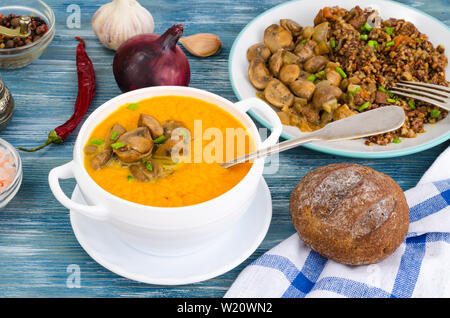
[73, 85, 265, 212]
[228, 0, 450, 159]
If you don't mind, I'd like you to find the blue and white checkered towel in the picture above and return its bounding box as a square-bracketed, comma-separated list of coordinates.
[226, 146, 450, 298]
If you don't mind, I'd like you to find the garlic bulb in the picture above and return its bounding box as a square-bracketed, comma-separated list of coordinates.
[92, 0, 154, 51]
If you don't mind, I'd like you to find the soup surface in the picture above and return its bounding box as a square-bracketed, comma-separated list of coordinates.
[84, 95, 255, 207]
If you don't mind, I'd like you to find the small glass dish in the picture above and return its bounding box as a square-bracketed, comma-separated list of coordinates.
[0, 138, 22, 208]
[0, 0, 55, 69]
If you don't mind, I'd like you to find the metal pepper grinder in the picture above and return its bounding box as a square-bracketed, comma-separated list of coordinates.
[0, 16, 31, 38]
[0, 74, 14, 131]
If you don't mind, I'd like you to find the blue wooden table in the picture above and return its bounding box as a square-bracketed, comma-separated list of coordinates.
[0, 0, 448, 298]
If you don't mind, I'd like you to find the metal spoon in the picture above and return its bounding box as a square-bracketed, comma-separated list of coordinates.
[221, 106, 405, 168]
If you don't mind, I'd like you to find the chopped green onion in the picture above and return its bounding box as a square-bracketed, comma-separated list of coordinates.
[361, 22, 372, 33]
[368, 40, 378, 48]
[90, 138, 104, 145]
[153, 135, 168, 144]
[393, 138, 401, 144]
[330, 39, 336, 48]
[316, 70, 326, 78]
[110, 141, 126, 149]
[306, 74, 316, 82]
[378, 85, 388, 93]
[386, 41, 395, 47]
[360, 34, 368, 41]
[335, 67, 347, 78]
[386, 27, 393, 35]
[408, 100, 416, 109]
[430, 109, 441, 118]
[141, 158, 153, 171]
[358, 102, 371, 112]
[110, 131, 118, 141]
[127, 103, 140, 110]
[127, 175, 133, 183]
[378, 85, 394, 98]
[387, 98, 397, 103]
[297, 39, 307, 46]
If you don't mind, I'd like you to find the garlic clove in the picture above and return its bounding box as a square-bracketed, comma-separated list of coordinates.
[92, 0, 155, 51]
[179, 33, 222, 57]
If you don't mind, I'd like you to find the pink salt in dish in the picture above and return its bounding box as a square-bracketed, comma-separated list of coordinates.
[0, 146, 16, 194]
[0, 138, 22, 208]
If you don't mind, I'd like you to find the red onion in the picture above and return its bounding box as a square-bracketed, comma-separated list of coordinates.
[113, 24, 191, 92]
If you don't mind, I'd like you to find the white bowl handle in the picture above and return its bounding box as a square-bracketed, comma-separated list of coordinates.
[48, 161, 109, 220]
[234, 97, 282, 148]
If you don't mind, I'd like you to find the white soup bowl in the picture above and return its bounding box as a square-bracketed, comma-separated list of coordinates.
[48, 86, 282, 256]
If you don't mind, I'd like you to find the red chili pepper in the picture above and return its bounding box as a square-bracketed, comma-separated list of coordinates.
[19, 37, 95, 152]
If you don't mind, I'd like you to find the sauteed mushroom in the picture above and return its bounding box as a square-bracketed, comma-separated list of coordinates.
[279, 64, 300, 84]
[129, 164, 150, 182]
[162, 120, 189, 138]
[298, 70, 312, 80]
[88, 123, 127, 170]
[113, 127, 154, 163]
[106, 123, 126, 147]
[154, 138, 186, 162]
[245, 13, 380, 134]
[248, 58, 273, 90]
[91, 149, 113, 170]
[294, 40, 316, 62]
[268, 49, 284, 76]
[138, 114, 164, 139]
[280, 19, 303, 37]
[282, 51, 300, 65]
[312, 84, 343, 110]
[314, 41, 330, 55]
[264, 79, 294, 108]
[325, 69, 342, 87]
[290, 78, 316, 100]
[304, 55, 329, 73]
[85, 109, 198, 185]
[300, 26, 314, 41]
[247, 43, 271, 62]
[264, 24, 294, 53]
[312, 22, 329, 43]
[129, 160, 164, 182]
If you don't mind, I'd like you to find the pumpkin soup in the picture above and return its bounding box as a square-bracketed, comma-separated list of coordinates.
[84, 95, 255, 207]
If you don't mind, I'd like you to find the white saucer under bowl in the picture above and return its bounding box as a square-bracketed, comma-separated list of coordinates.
[69, 178, 272, 285]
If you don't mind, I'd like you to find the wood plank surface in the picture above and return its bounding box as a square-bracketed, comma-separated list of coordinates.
[0, 0, 448, 297]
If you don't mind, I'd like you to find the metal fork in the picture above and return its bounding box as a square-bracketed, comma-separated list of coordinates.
[390, 81, 450, 111]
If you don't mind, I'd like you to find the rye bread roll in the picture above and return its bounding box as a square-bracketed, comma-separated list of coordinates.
[290, 163, 409, 265]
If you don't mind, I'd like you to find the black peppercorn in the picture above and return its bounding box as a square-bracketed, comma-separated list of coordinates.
[5, 40, 14, 48]
[10, 18, 20, 28]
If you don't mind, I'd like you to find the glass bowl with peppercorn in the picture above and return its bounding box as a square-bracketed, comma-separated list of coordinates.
[0, 0, 55, 69]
